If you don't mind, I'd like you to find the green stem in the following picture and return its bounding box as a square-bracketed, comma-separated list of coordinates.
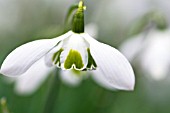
[92, 89, 118, 113]
[42, 69, 61, 113]
[0, 98, 10, 113]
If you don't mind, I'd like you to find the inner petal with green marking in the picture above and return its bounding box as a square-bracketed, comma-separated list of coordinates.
[64, 49, 84, 69]
[86, 48, 97, 70]
[52, 48, 63, 67]
[52, 33, 97, 71]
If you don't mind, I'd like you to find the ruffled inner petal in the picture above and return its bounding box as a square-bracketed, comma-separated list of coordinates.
[60, 33, 90, 70]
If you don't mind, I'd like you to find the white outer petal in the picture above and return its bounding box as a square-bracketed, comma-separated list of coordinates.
[82, 33, 135, 90]
[92, 73, 116, 91]
[60, 70, 82, 86]
[0, 31, 72, 76]
[14, 58, 54, 95]
[60, 33, 89, 70]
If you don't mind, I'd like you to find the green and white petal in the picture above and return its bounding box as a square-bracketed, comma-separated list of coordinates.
[44, 31, 73, 67]
[0, 31, 72, 76]
[82, 33, 135, 90]
[44, 41, 63, 67]
[14, 58, 54, 95]
[60, 33, 90, 70]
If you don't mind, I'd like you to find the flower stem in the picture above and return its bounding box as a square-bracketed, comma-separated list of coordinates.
[0, 98, 10, 113]
[42, 69, 60, 113]
[92, 89, 118, 113]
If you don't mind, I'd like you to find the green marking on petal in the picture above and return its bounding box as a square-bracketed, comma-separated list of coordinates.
[64, 49, 84, 69]
[52, 48, 63, 66]
[86, 48, 97, 70]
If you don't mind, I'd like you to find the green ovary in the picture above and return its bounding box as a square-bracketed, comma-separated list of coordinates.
[64, 49, 84, 69]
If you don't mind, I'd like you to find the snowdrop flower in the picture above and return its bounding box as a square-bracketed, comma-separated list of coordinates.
[11, 23, 97, 95]
[0, 1, 135, 94]
[120, 29, 170, 80]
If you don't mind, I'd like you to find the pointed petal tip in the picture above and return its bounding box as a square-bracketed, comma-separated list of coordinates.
[118, 72, 135, 91]
[0, 66, 21, 77]
[124, 79, 135, 91]
[0, 68, 8, 76]
[111, 78, 135, 91]
[123, 83, 135, 91]
[110, 80, 135, 91]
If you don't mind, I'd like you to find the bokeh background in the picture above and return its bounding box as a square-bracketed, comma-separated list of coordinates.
[1, 0, 170, 113]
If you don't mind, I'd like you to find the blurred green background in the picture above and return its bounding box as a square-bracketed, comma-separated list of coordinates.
[1, 0, 170, 113]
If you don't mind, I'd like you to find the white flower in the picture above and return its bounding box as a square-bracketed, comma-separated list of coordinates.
[0, 30, 135, 92]
[120, 29, 170, 80]
[3, 24, 97, 95]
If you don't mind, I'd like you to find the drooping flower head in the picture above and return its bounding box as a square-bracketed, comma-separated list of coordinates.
[120, 10, 170, 81]
[0, 1, 135, 90]
[120, 29, 170, 80]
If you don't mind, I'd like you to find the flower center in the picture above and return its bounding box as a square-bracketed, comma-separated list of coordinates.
[51, 34, 97, 71]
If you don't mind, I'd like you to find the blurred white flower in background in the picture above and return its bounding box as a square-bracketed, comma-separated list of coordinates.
[13, 58, 53, 95]
[120, 29, 170, 80]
